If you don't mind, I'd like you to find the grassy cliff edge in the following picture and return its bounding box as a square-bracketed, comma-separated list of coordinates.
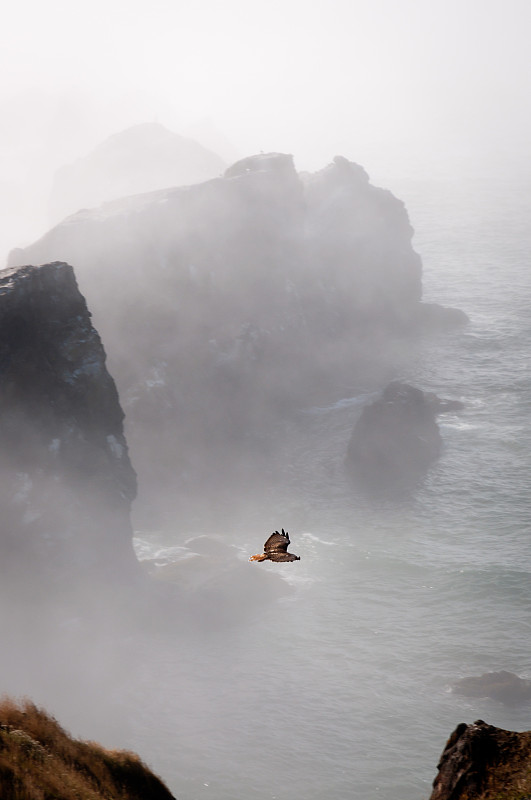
[0, 697, 175, 800]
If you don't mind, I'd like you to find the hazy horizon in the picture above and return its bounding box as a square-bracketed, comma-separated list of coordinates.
[2, 0, 531, 262]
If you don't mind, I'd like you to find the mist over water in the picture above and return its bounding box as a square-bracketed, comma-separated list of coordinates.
[89, 166, 529, 800]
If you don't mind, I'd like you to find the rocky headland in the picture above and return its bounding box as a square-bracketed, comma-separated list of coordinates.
[8, 153, 467, 524]
[2, 154, 529, 800]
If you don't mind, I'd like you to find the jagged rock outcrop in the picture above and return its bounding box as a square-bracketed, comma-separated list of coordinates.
[0, 696, 176, 800]
[303, 155, 423, 329]
[0, 261, 139, 602]
[8, 154, 466, 522]
[430, 719, 531, 800]
[346, 381, 464, 488]
[49, 122, 226, 224]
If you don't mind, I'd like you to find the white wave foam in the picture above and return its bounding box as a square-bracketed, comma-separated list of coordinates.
[440, 419, 479, 431]
[133, 535, 192, 564]
[303, 392, 378, 414]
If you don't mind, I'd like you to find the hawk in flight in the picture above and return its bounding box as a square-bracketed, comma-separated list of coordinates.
[249, 529, 300, 563]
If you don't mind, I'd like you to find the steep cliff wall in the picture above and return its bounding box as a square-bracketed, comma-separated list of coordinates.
[8, 154, 464, 522]
[0, 261, 139, 603]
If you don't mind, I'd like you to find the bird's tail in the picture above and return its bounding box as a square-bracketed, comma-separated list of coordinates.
[249, 553, 267, 562]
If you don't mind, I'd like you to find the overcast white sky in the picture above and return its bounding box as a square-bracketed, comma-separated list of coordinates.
[1, 0, 531, 254]
[3, 0, 531, 164]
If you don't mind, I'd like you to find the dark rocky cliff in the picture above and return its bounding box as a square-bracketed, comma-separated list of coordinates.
[430, 720, 531, 800]
[8, 153, 465, 524]
[0, 261, 139, 604]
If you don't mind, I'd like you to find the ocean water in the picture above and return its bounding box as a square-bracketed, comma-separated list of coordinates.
[123, 165, 531, 800]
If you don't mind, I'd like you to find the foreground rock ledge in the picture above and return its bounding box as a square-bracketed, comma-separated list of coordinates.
[430, 719, 531, 800]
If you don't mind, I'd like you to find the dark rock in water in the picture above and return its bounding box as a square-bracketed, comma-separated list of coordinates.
[452, 670, 531, 705]
[346, 381, 463, 489]
[430, 719, 531, 800]
[9, 155, 466, 523]
[415, 301, 469, 330]
[0, 261, 140, 604]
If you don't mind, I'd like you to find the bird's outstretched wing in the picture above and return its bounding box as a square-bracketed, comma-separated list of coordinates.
[264, 528, 290, 555]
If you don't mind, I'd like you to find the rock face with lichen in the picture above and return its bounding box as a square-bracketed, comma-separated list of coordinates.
[430, 720, 531, 800]
[8, 154, 466, 522]
[0, 261, 139, 602]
